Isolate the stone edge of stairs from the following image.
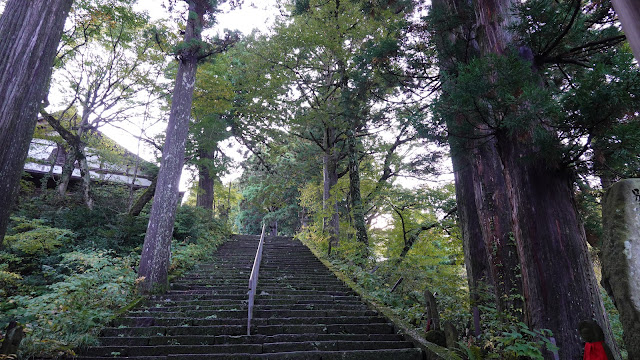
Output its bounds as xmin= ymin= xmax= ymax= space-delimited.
xmin=295 ymin=237 xmax=459 ymax=360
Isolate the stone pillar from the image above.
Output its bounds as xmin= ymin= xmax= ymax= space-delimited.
xmin=601 ymin=178 xmax=640 ymax=360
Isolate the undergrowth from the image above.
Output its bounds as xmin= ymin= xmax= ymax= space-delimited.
xmin=297 ymin=224 xmax=564 ymax=359
xmin=0 ymin=185 xmax=228 ymax=358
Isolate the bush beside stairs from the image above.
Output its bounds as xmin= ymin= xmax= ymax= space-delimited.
xmin=73 ymin=235 xmax=424 ymax=359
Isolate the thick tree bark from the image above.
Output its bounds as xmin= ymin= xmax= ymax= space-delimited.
xmin=497 ymin=129 xmax=618 ymax=359
xmin=449 ymin=139 xmax=494 ymax=302
xmin=433 ymin=0 xmax=620 ymax=357
xmin=474 ymin=0 xmax=617 ymax=355
xmin=432 ymin=0 xmax=522 ymax=315
xmin=196 ymin=149 xmax=215 ymax=211
xmin=470 ymin=136 xmax=523 ymax=314
xmin=611 ymin=0 xmax=640 ymax=63
xmin=0 ymin=0 xmax=73 ymax=245
xmin=431 ymin=0 xmax=618 ymax=356
xmin=347 ymin=129 xmax=369 ymax=249
xmin=138 ymin=0 xmax=205 ymax=293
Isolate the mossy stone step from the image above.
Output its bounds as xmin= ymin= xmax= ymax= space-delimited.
xmin=162 ymin=348 xmax=423 ymax=360
xmin=143 ymin=299 xmax=246 ymax=307
xmin=78 ymin=235 xmax=422 ymax=359
xmin=253 ymin=323 xmax=395 ymax=335
xmin=128 ymin=309 xmax=246 ymax=318
xmin=254 ymin=303 xmax=368 ymax=311
xmin=98 ymin=333 xmax=407 ymax=347
xmin=83 ymin=340 xmax=415 ymax=357
xmin=149 ymin=293 xmax=247 ymax=300
xmin=115 ymin=315 xmax=386 ymax=327
xmin=253 ymin=309 xmax=377 ymax=317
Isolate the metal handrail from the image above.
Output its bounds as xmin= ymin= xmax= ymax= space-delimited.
xmin=247 ymin=223 xmax=266 ymax=335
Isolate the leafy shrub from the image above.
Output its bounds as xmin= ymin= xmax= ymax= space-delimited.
xmin=5 ymin=217 xmax=74 ymax=255
xmin=601 ymin=288 xmax=627 ymax=359
xmin=2 ymin=250 xmax=137 ymax=358
xmin=2 ymin=184 xmax=231 ymax=358
xmin=0 ymin=264 xmax=22 ymax=298
xmin=170 ymin=208 xmax=229 ymax=274
xmin=453 ymin=286 xmax=558 ymax=360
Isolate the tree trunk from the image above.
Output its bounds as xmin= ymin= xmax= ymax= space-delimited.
xmin=129 ymin=176 xmax=157 ymax=217
xmin=58 ymin=149 xmax=77 ymax=196
xmin=196 ymin=149 xmax=215 ymax=211
xmin=432 ymin=0 xmax=523 ymax=315
xmin=138 ymin=0 xmax=205 ymax=293
xmin=592 ymin=139 xmax=615 ymax=190
xmin=78 ymin=151 xmax=94 ymax=210
xmin=40 ymin=146 xmax=58 ymax=191
xmin=323 ymin=127 xmax=340 ymax=254
xmin=449 ymin=139 xmax=494 ymax=303
xmin=470 ymin=136 xmax=523 ymax=314
xmin=128 ymin=151 xmax=142 ymax=211
xmin=0 ymin=0 xmax=73 ymax=245
xmin=611 ymin=0 xmax=640 ymax=63
xmin=347 ymin=129 xmax=369 ymax=251
xmin=475 ymin=0 xmax=618 ymax=355
xmin=497 ymin=129 xmax=619 ymax=359
xmin=433 ymin=0 xmax=620 ymax=356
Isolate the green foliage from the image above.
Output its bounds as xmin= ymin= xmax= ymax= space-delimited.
xmin=1 ymin=250 xmax=137 ymax=358
xmin=5 ymin=217 xmax=74 ymax=255
xmin=298 ymin=182 xmax=470 ymax=332
xmin=0 ymin=263 xmax=22 ymax=298
xmin=455 ymin=291 xmax=558 ymax=360
xmin=235 ymin=146 xmax=309 ymax=236
xmin=170 ymin=227 xmax=226 ymax=275
xmin=1 ymin=182 xmax=231 ymax=358
xmin=436 ymin=52 xmax=557 ymax=146
xmin=600 ymin=288 xmax=627 ymax=359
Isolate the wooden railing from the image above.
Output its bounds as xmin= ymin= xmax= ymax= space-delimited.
xmin=247 ymin=223 xmax=266 ymax=335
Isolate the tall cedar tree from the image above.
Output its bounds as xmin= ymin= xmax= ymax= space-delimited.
xmin=430 ymin=0 xmax=523 ymax=317
xmin=138 ymin=0 xmax=210 ymax=292
xmin=0 ymin=0 xmax=74 ymax=246
xmin=429 ymin=0 xmax=620 ymax=358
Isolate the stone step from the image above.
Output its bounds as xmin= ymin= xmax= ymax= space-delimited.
xmin=98 ymin=333 xmax=406 ymax=346
xmin=164 ymin=289 xmax=249 ymax=295
xmin=165 ymin=348 xmax=423 ymax=360
xmin=149 ymin=294 xmax=247 ymax=301
xmin=254 ymin=298 xmax=362 ymax=306
xmin=138 ymin=304 xmax=248 ymax=312
xmin=76 ymin=234 xmax=421 ymax=359
xmin=128 ymin=309 xmax=376 ymax=319
xmin=115 ymin=316 xmax=386 ymax=327
xmin=101 ymin=323 xmax=394 ymax=338
xmin=129 ymin=310 xmax=247 ymax=318
xmin=82 ymin=341 xmax=415 ymax=357
xmin=254 ymin=303 xmax=368 ymax=311
xmin=253 ymin=323 xmax=395 ymax=335
xmin=143 ymin=299 xmax=245 ymax=307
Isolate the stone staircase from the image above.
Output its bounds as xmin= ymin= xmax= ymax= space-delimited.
xmin=74 ymin=235 xmax=423 ymax=359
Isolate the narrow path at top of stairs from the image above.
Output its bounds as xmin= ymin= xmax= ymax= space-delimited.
xmin=73 ymin=235 xmax=423 ymax=360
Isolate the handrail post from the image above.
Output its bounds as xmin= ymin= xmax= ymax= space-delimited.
xmin=247 ymin=223 xmax=266 ymax=335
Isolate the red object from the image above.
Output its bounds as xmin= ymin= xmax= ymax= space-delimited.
xmin=584 ymin=341 xmax=608 ymax=360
